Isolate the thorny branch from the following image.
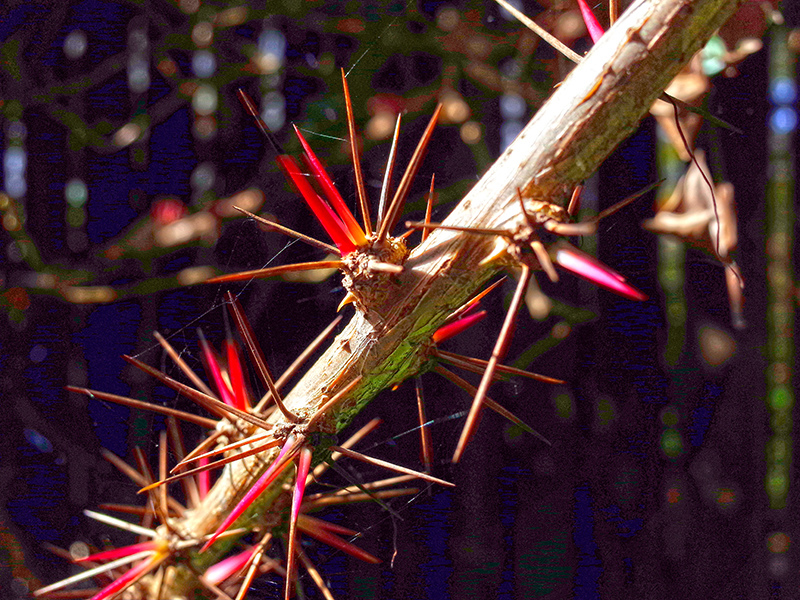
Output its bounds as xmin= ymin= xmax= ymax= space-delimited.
xmin=106 ymin=0 xmax=745 ymax=596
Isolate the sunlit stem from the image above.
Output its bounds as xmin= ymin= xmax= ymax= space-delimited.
xmin=453 ymin=263 xmax=531 ymax=463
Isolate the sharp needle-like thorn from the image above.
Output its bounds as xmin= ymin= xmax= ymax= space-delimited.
xmin=415 ymin=379 xmax=433 ymax=473
xmin=531 ymin=239 xmax=559 ymax=282
xmin=377 ymin=103 xmax=442 ymax=243
xmin=83 ymin=510 xmax=158 ymax=538
xmin=66 ymin=386 xmax=218 ymax=429
xmin=293 ymin=125 xmax=367 ymax=247
xmin=171 ymin=433 xmax=276 ymax=473
xmin=173 ymin=430 xmax=224 ymax=473
xmin=226 ymin=292 xmax=301 ymax=423
xmin=453 ymin=263 xmax=532 ymax=463
xmin=234 ymin=206 xmax=339 ymax=255
xmin=587 ymin=179 xmax=664 ymax=223
xmin=434 ymin=364 xmax=550 ymax=445
xmin=206 ymin=260 xmax=343 ymax=284
xmin=253 ymin=315 xmax=343 ymax=413
xmin=330 ymin=445 xmax=455 ymax=487
xmin=122 ymin=355 xmax=273 ymax=431
xmin=311 ymin=416 xmax=382 ymax=480
xmin=166 ymin=418 xmax=201 ymax=508
xmin=445 ymin=277 xmax=506 ymax=324
xmin=405 ymin=220 xmax=511 ymax=238
xmin=297 ymin=546 xmax=336 ymax=600
xmin=237 ymin=89 xmax=285 ymax=155
xmin=32 ymin=550 xmax=155 ymax=597
xmin=610 ymin=0 xmax=618 ymax=24
xmin=576 ymin=0 xmax=605 ymax=43
xmin=378 ymin=113 xmax=402 ymax=226
xmin=154 ymin=331 xmax=215 ymax=397
xmin=341 ymin=68 xmax=372 ymax=236
xmin=200 ymin=436 xmax=301 ymax=553
xmin=567 ymin=185 xmax=583 ymax=216
xmin=285 ymin=447 xmax=312 ymax=600
xmin=421 ymin=173 xmax=436 ymax=243
xmin=337 ymin=291 xmax=358 ymax=312
xmin=435 ymin=349 xmax=565 ymax=384
xmin=158 ymin=431 xmax=169 ymax=526
xmin=140 ymin=439 xmax=283 ymax=493
xmin=493 ymin=0 xmax=583 ymax=63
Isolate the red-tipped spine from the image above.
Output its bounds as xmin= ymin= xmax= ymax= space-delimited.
xmin=576 ymin=0 xmax=605 ymax=43
xmin=225 ymin=339 xmax=250 ymax=412
xmin=433 ymin=310 xmax=487 ymax=344
xmin=554 ymin=246 xmax=647 ymax=301
xmin=293 ymin=125 xmax=368 ymax=247
xmin=200 ymin=436 xmax=298 ymax=553
xmin=276 ymin=155 xmax=356 ymax=255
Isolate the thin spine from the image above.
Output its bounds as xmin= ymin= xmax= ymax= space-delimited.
xmin=234 ymin=206 xmax=338 ymax=255
xmin=329 ymin=445 xmax=454 ymax=487
xmin=293 ymin=125 xmax=367 ymax=246
xmin=253 ymin=315 xmax=344 ymax=413
xmin=341 ymin=68 xmax=372 ymax=235
xmin=166 ymin=417 xmax=202 ymax=508
xmin=415 ymin=379 xmax=433 ymax=473
xmin=284 ymin=447 xmax=312 ymax=600
xmin=378 ymin=113 xmax=402 ymax=226
xmin=376 ymin=103 xmax=442 ymax=243
xmin=65 ymin=386 xmax=217 ymax=429
xmin=421 ymin=173 xmax=436 ymax=243
xmin=206 ymin=260 xmax=343 ymax=284
xmin=154 ymin=331 xmax=215 ymax=397
xmin=434 ymin=349 xmax=565 ymax=384
xmin=433 ymin=364 xmax=549 ymax=444
xmin=226 ymin=292 xmax=301 ymax=423
xmin=453 ymin=263 xmax=532 ymax=462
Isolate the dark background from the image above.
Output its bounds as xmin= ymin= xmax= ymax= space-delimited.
xmin=2 ymin=1 xmax=798 ymax=599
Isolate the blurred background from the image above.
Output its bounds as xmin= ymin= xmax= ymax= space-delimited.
xmin=2 ymin=1 xmax=799 ymax=598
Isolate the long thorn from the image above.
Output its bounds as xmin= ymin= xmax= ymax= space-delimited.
xmin=378 ymin=113 xmax=402 ymax=226
xmin=494 ymin=0 xmax=583 ymax=63
xmin=341 ymin=68 xmax=372 ymax=236
xmin=453 ymin=263 xmax=531 ymax=462
xmin=294 ymin=125 xmax=367 ymax=247
xmin=154 ymin=331 xmax=215 ymax=397
xmin=434 ymin=364 xmax=550 ymax=445
xmin=254 ymin=316 xmax=343 ymax=413
xmin=66 ymin=386 xmax=218 ymax=429
xmin=311 ymin=416 xmax=382 ymax=480
xmin=200 ymin=436 xmax=301 ymax=553
xmin=166 ymin=418 xmax=201 ymax=507
xmin=206 ymin=260 xmax=343 ymax=284
xmin=435 ymin=349 xmax=565 ymax=384
xmin=567 ymin=185 xmax=583 ymax=216
xmin=444 ymin=277 xmax=506 ymax=324
xmin=171 ymin=432 xmax=275 ymax=473
xmin=587 ymin=179 xmax=663 ymax=223
xmin=330 ymin=445 xmax=455 ymax=487
xmin=404 ymin=220 xmax=511 ymax=238
xmin=421 ymin=173 xmax=436 ymax=243
xmin=141 ymin=439 xmax=283 ymax=493
xmin=123 ymin=355 xmax=273 ymax=431
xmin=234 ymin=206 xmax=338 ymax=254
xmin=415 ymin=379 xmax=433 ymax=473
xmin=377 ymin=103 xmax=442 ymax=243
xmin=531 ymin=238 xmax=559 ymax=282
xmin=297 ymin=547 xmax=336 ymax=600
xmin=226 ymin=292 xmax=301 ymax=423
xmin=237 ymin=89 xmax=284 ymax=155
xmin=285 ymin=447 xmax=312 ymax=600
